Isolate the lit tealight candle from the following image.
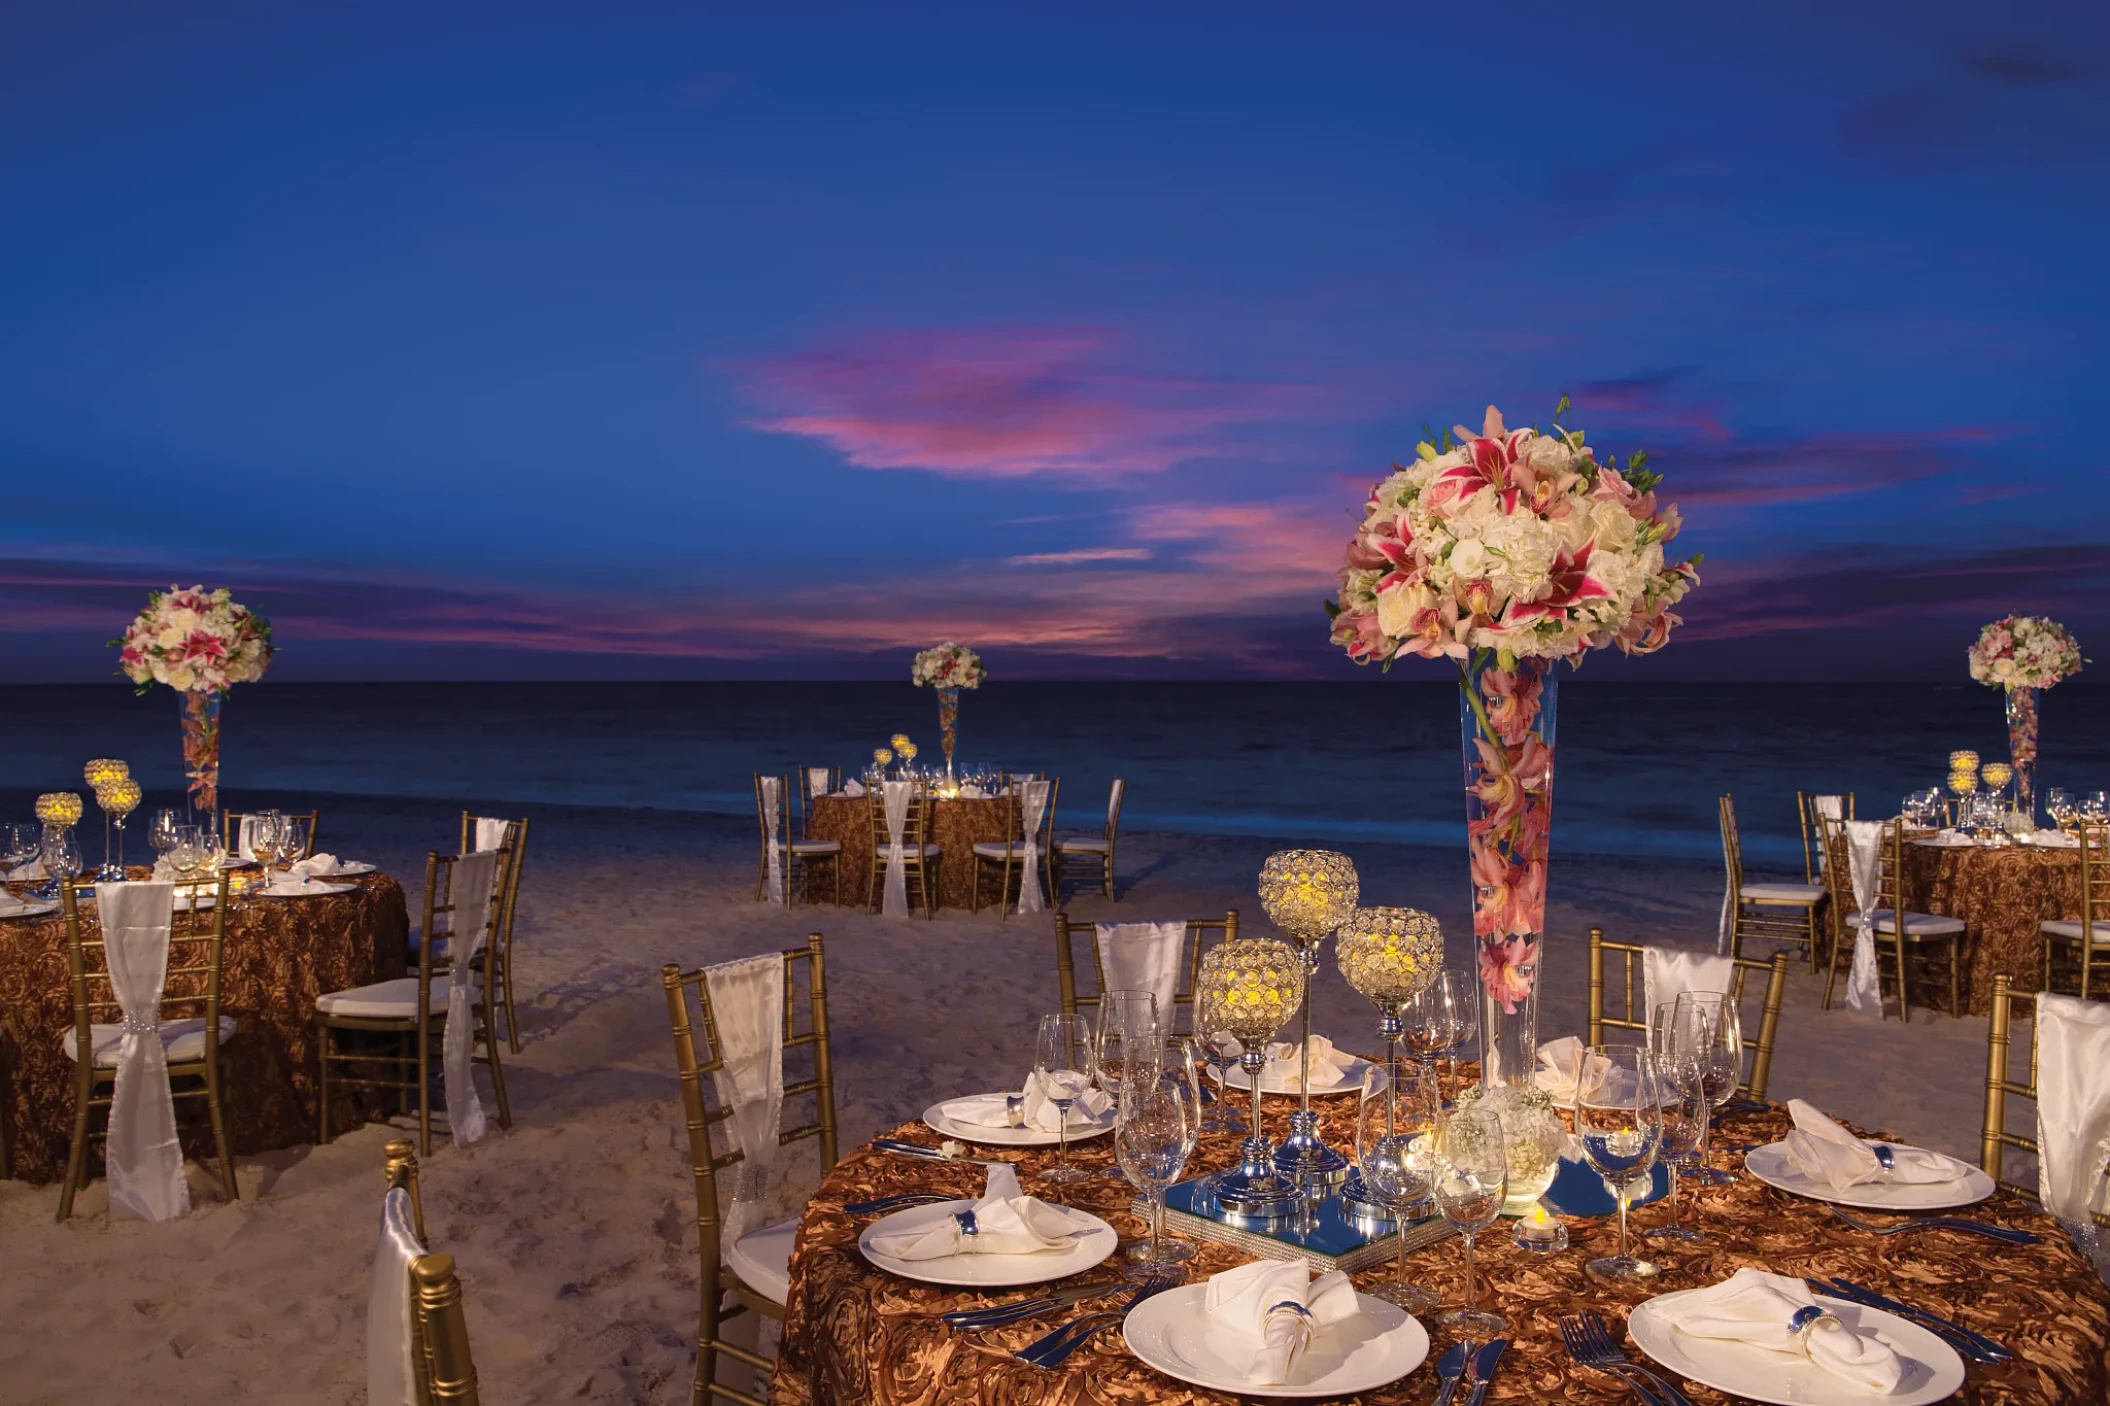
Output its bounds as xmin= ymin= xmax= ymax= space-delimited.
xmin=1511 ymin=1200 xmax=1568 ymax=1252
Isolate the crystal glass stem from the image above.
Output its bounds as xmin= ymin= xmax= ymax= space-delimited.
xmin=1053 ymin=1098 xmax=1072 ymax=1175
xmin=1616 ymin=1182 xmax=1631 ymax=1258
xmin=1664 ymin=1163 xmax=1680 ymax=1232
xmin=1150 ymin=1188 xmax=1166 ymax=1256
xmin=1394 ymin=1219 xmax=1412 ymax=1296
xmin=1461 ymin=1228 xmax=1478 ymax=1311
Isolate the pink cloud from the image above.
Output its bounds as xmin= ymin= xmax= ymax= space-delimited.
xmin=733 ymin=327 xmax=1326 ymax=479
xmin=1005 ymin=547 xmax=1154 ymax=567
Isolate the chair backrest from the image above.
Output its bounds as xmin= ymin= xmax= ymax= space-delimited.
xmin=1019 ymin=777 xmax=1059 ymax=854
xmin=383 ymin=1137 xmax=429 ymax=1243
xmin=1796 ymin=792 xmax=1854 ymax=884
xmin=866 ymin=781 xmax=930 ymax=851
xmin=411 ymin=1254 xmax=481 ymax=1404
xmin=1817 ymin=814 xmax=1855 ymax=917
xmin=414 ymin=848 xmax=516 ymax=1022
xmin=2076 ymin=823 xmax=2110 ymax=996
xmin=1105 ymin=779 xmax=1126 ymax=839
xmin=795 ymin=768 xmax=839 ymax=838
xmin=1586 ymin=926 xmax=1790 ymax=1102
xmin=62 ymin=874 xmax=231 ymax=1064
xmin=1717 ymin=795 xmax=1745 ymax=895
xmin=1053 ymin=910 xmax=1238 ymax=1037
xmin=661 ymin=935 xmax=837 ymax=1302
xmin=458 ymin=812 xmax=529 ymax=958
xmin=1982 ymin=973 xmax=2110 ymax=1224
xmin=222 ymin=810 xmax=321 ymax=859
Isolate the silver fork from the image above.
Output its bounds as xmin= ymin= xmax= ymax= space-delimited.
xmin=1572 ymin=1311 xmax=1695 ymax=1406
xmin=1560 ymin=1315 xmax=1672 ymax=1406
xmin=948 ymin=1266 xmax=1173 ymax=1331
xmin=1014 ymin=1267 xmax=1185 ymax=1367
xmin=1827 ymin=1204 xmax=2041 ymax=1244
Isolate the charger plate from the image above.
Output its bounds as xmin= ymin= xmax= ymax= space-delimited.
xmin=1743 ymin=1142 xmax=1993 ymax=1211
xmin=1124 ymin=1285 xmax=1429 ymax=1397
xmin=923 ymin=1095 xmax=1113 ymax=1147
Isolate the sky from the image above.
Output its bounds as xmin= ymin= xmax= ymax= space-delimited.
xmin=2 ymin=0 xmax=2107 ymax=682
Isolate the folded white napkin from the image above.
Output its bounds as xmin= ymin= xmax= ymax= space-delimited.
xmin=866 ymin=1164 xmax=1088 ymax=1260
xmin=1667 ymin=1267 xmax=1903 ymax=1393
xmin=2030 ymin=831 xmax=2080 ymax=849
xmin=958 ymin=785 xmax=988 ymax=799
xmin=9 ymin=860 xmax=46 ymax=881
xmin=947 ymin=1071 xmax=1111 ymax=1133
xmin=842 ymin=779 xmax=866 ymax=797
xmin=287 ymin=853 xmax=347 ymax=880
xmin=1203 ymin=1259 xmax=1360 ymax=1385
xmin=1535 ymin=1036 xmax=1611 ymax=1104
xmin=1217 ymin=1035 xmax=1358 ymax=1090
xmin=1783 ymin=1099 xmax=1972 ymax=1189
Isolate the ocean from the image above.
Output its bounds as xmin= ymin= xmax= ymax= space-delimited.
xmin=3 ymin=680 xmax=2105 ymax=869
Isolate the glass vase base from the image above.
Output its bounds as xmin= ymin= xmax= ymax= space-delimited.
xmin=1438 ymin=1307 xmax=1507 ymax=1336
xmin=1586 ymin=1255 xmax=1660 ymax=1284
xmin=1641 ymin=1225 xmax=1704 ymax=1243
xmin=1127 ymin=1237 xmax=1196 ymax=1264
xmin=1372 ymin=1281 xmax=1440 ymax=1314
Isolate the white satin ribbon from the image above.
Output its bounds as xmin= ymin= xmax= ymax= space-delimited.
xmin=443 ymin=848 xmax=500 ymax=1147
xmin=1016 ymin=779 xmax=1050 ymax=915
xmin=367 ymin=1185 xmax=426 ymax=1406
xmin=703 ymin=954 xmax=785 ymax=1249
xmin=236 ymin=815 xmax=259 ymax=864
xmin=98 ymin=881 xmax=190 ymax=1221
xmin=2037 ymin=993 xmax=2110 ymax=1233
xmin=1812 ymin=795 xmax=1844 ymax=875
xmin=1095 ymin=920 xmax=1186 ymax=1021
xmin=471 ymin=816 xmax=510 ymax=852
xmin=881 ymin=781 xmax=911 ymax=919
xmin=1841 ymin=820 xmax=1884 ymax=1012
xmin=761 ymin=776 xmax=786 ymax=907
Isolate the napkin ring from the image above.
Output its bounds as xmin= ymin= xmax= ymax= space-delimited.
xmin=1790 ymin=1305 xmax=1839 ymax=1337
xmin=954 ymin=1209 xmax=979 ymax=1238
xmin=1005 ymin=1094 xmax=1027 ymax=1128
xmin=1264 ymin=1300 xmax=1315 ymax=1372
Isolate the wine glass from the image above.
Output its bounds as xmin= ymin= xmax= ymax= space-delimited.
xmin=1035 ymin=1013 xmax=1095 ymax=1186
xmin=1576 ymin=1043 xmax=1664 ymax=1282
xmin=2047 ymin=788 xmax=2075 ymax=831
xmin=279 ymin=816 xmax=311 ymax=880
xmin=1402 ymin=970 xmax=1477 ymax=1099
xmin=1093 ymin=990 xmax=1163 ymax=1103
xmin=3 ymin=822 xmax=41 ymax=881
xmin=1354 ymin=1060 xmax=1443 ymax=1312
xmin=1116 ymin=1085 xmax=1192 ymax=1266
xmin=1675 ymin=990 xmax=1742 ymax=1186
xmin=168 ymin=825 xmax=205 ymax=883
xmin=1642 ymin=1003 xmax=1707 ymax=1243
xmin=149 ymin=809 xmax=182 ymax=858
xmin=1191 ymin=999 xmax=1247 ymax=1134
xmin=2085 ymin=791 xmax=2110 ymax=824
xmin=42 ymin=828 xmax=83 ymax=893
xmin=1434 ymin=1102 xmax=1508 ymax=1333
xmin=246 ymin=811 xmax=284 ymax=887
xmin=1126 ymin=1040 xmax=1203 ymax=1265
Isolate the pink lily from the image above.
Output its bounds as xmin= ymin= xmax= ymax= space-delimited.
xmin=1507 ymin=542 xmax=1614 ymax=625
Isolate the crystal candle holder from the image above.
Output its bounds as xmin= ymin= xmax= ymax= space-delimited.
xmin=1197 ymin=936 xmax=1306 ymax=1218
xmin=1335 ymin=906 xmax=1443 ymax=1214
xmin=1258 ymin=850 xmax=1360 ymax=1191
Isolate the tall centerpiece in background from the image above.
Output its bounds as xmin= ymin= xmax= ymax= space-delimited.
xmin=1328 ymin=399 xmax=1698 ymax=1189
xmin=1968 ymin=615 xmax=2083 ymax=820
xmin=911 ymin=641 xmax=985 ymax=778
xmin=114 ymin=585 xmax=274 ymax=822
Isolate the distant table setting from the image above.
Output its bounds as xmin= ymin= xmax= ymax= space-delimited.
xmin=1900 ymin=836 xmax=2085 ymax=1014
xmin=807 ymin=783 xmax=1015 ymax=910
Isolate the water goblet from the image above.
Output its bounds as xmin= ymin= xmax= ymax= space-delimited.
xmin=42 ymin=827 xmax=83 ymax=895
xmin=1353 ymin=1060 xmax=1442 ymax=1313
xmin=1192 ymin=1013 xmax=1247 ymax=1134
xmin=1576 ymin=1043 xmax=1664 ymax=1282
xmin=1093 ymin=990 xmax=1163 ymax=1103
xmin=1402 ymin=970 xmax=1477 ymax=1100
xmin=1675 ymin=990 xmax=1742 ymax=1185
xmin=3 ymin=822 xmax=41 ymax=880
xmin=2046 ymin=788 xmax=2075 ymax=831
xmin=2085 ymin=791 xmax=2110 ymax=824
xmin=1126 ymin=1040 xmax=1204 ymax=1265
xmin=279 ymin=816 xmax=311 ymax=878
xmin=246 ymin=810 xmax=284 ymax=887
xmin=1116 ymin=1085 xmax=1193 ymax=1266
xmin=149 ymin=809 xmax=183 ymax=857
xmin=1642 ymin=1003 xmax=1706 ymax=1243
xmin=1035 ymin=1013 xmax=1095 ymax=1186
xmin=1434 ymin=1102 xmax=1508 ymax=1333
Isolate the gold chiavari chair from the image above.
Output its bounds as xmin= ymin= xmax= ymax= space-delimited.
xmin=374 ymin=1140 xmax=482 ymax=1403
xmin=57 ymin=873 xmax=238 ymax=1220
xmin=1796 ymin=792 xmax=1854 ymax=886
xmin=1816 ymin=815 xmax=1965 ymax=1019
xmin=1720 ymin=795 xmax=1826 ymax=968
xmin=662 ymin=935 xmax=838 ymax=1406
xmin=1981 ymin=974 xmax=2110 ymax=1226
xmin=2041 ymin=821 xmax=2110 ymax=999
xmin=970 ymin=778 xmax=1060 ymax=918
xmin=222 ymin=809 xmax=321 ymax=860
xmin=1586 ymin=926 xmax=1789 ymax=1103
xmin=317 ymin=848 xmax=515 ymax=1155
xmin=865 ymin=781 xmax=940 ymax=917
xmin=754 ymin=775 xmax=842 ymax=907
xmin=1054 ymin=777 xmax=1125 ymax=903
xmin=1054 ymin=909 xmax=1239 ymax=1037
xmin=795 ymin=767 xmax=840 ymax=839
xmin=460 ymin=812 xmax=531 ymax=1053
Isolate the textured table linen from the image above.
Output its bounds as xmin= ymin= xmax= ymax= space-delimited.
xmin=0 ymin=869 xmax=409 ymax=1182
xmin=776 ymin=1072 xmax=2109 ymax=1404
xmin=1902 ymin=843 xmax=2084 ymax=1014
xmin=806 ymin=795 xmax=1014 ymax=911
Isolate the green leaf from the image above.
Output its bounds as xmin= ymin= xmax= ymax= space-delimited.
xmin=1627 ymin=450 xmax=1649 ymax=474
xmin=1323 ymin=599 xmax=1343 ymax=620
xmin=1554 ymin=393 xmax=1571 ymax=420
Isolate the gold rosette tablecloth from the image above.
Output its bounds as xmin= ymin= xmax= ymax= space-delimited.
xmin=1901 ymin=843 xmax=2083 ymax=1014
xmin=807 ymin=795 xmax=1016 ymax=911
xmin=0 ymin=870 xmax=408 ymax=1182
xmin=775 ymin=1076 xmax=2109 ymax=1404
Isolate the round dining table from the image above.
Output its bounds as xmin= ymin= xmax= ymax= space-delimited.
xmin=0 ymin=867 xmax=408 ymax=1182
xmin=1902 ymin=840 xmax=2085 ymax=1015
xmin=806 ymin=794 xmax=1017 ymax=910
xmin=774 ymin=1070 xmax=2109 ymax=1404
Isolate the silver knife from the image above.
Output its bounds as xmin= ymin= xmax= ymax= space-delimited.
xmin=1464 ymin=1337 xmax=1510 ymax=1406
xmin=1430 ymin=1340 xmax=1473 ymax=1406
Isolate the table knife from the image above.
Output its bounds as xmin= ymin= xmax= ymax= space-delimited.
xmin=1429 ymin=1341 xmax=1472 ymax=1406
xmin=1821 ymin=1277 xmax=2011 ymax=1363
xmin=1464 ymin=1337 xmax=1510 ymax=1406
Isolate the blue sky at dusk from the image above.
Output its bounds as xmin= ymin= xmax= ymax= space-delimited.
xmin=3 ymin=1 xmax=2106 ymax=681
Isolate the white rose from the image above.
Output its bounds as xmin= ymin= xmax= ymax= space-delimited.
xmin=166 ymin=663 xmax=195 ymax=691
xmin=1589 ymin=500 xmax=1638 ymax=556
xmin=1525 ymin=433 xmax=1574 ymax=475
xmin=1375 ymin=581 xmax=1421 ymax=638
xmin=1448 ymin=538 xmax=1491 ymax=581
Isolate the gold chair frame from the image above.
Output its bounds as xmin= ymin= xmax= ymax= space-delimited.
xmin=460 ymin=812 xmax=531 ymax=1054
xmin=1053 ymin=909 xmax=1239 ymax=1037
xmin=753 ymin=774 xmax=841 ymax=908
xmin=221 ymin=809 xmax=321 ymax=860
xmin=1981 ymin=973 xmax=2110 ymax=1227
xmin=1054 ymin=777 xmax=1125 ymax=903
xmin=1818 ymin=818 xmax=1963 ymax=1021
xmin=1586 ymin=926 xmax=1789 ymax=1103
xmin=378 ymin=1139 xmax=481 ymax=1403
xmin=2041 ymin=822 xmax=2110 ymax=1000
xmin=1720 ymin=795 xmax=1823 ymax=968
xmin=864 ymin=782 xmax=939 ymax=918
xmin=1796 ymin=791 xmax=1854 ymax=886
xmin=662 ymin=934 xmax=838 ymax=1406
xmin=57 ymin=873 xmax=236 ymax=1221
xmin=318 ymin=849 xmax=515 ymax=1156
xmin=971 ymin=778 xmax=1060 ymax=918
xmin=795 ymin=767 xmax=840 ymax=839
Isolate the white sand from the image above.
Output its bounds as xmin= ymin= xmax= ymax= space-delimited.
xmin=0 ymin=815 xmax=2019 ymax=1402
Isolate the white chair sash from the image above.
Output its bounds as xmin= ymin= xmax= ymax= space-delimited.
xmin=2036 ymin=993 xmax=2110 ymax=1233
xmin=1016 ymin=780 xmax=1050 ymax=915
xmin=367 ymin=1186 xmax=427 ymax=1406
xmin=1096 ymin=921 xmax=1186 ymax=1025
xmin=236 ymin=815 xmax=260 ymax=864
xmin=1841 ymin=820 xmax=1885 ymax=1012
xmin=807 ymin=767 xmax=832 ymax=798
xmin=1812 ymin=796 xmax=1844 ymax=875
xmin=471 ymin=816 xmax=510 ymax=852
xmin=1642 ymin=946 xmax=1735 ymax=1031
xmin=880 ymin=781 xmax=912 ymax=919
xmin=703 ymin=954 xmax=785 ymax=1248
xmin=760 ymin=776 xmax=786 ymax=907
xmin=97 ymin=881 xmax=190 ymax=1221
xmin=443 ymin=848 xmax=499 ymax=1148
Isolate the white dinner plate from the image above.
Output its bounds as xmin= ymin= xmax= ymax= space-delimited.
xmin=857 ymin=1198 xmax=1116 ymax=1287
xmin=923 ymin=1096 xmax=1114 ymax=1147
xmin=0 ymin=900 xmax=59 ymax=920
xmin=1909 ymin=835 xmax=1976 ymax=849
xmin=1123 ymin=1285 xmax=1430 ymax=1398
xmin=2020 ymin=831 xmax=2079 ymax=849
xmin=1215 ymin=1056 xmax=1375 ymax=1097
xmin=1743 ymin=1142 xmax=1994 ymax=1211
xmin=1627 ymin=1288 xmax=1965 ymax=1406
xmin=256 ymin=881 xmax=357 ymax=898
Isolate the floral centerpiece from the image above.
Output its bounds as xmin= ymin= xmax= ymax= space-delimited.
xmin=113 ymin=585 xmax=274 ymax=816
xmin=1327 ymin=399 xmax=1698 ymax=1137
xmin=911 ymin=642 xmax=985 ymax=776
xmin=1968 ymin=615 xmax=2083 ymax=818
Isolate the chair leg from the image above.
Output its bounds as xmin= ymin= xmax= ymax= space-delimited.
xmin=1949 ymin=939 xmax=1962 ymax=1018
xmin=317 ymin=1022 xmax=334 ymax=1145
xmin=1806 ymin=906 xmax=1821 ymax=971
xmin=205 ymin=1055 xmax=238 ymax=1203
xmin=483 ymin=1007 xmax=513 ymax=1130
xmin=1103 ymin=853 xmax=1115 ymax=901
xmin=56 ymin=1070 xmax=92 ymax=1222
xmin=503 ymin=943 xmax=522 ymax=1055
xmin=1894 ymin=933 xmax=1910 ymax=1024
xmin=417 ymin=1025 xmax=433 ymax=1158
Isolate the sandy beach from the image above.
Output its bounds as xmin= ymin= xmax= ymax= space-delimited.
xmin=0 ymin=801 xmax=2030 ymax=1403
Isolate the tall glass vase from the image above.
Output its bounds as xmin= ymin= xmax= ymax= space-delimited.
xmin=2006 ymin=685 xmax=2039 ymax=821
xmin=1457 ymin=650 xmax=1565 ymax=1213
xmin=178 ymin=689 xmax=224 ymax=824
xmin=937 ymin=686 xmax=961 ymax=777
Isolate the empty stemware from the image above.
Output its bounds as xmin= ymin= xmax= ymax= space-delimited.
xmin=1576 ymin=1043 xmax=1664 ymax=1283
xmin=1121 ymin=1046 xmax=1200 ymax=1266
xmin=1354 ymin=1060 xmax=1442 ymax=1313
xmin=1434 ymin=1101 xmax=1507 ymax=1334
xmin=1035 ymin=1013 xmax=1095 ymax=1186
xmin=1642 ymin=1002 xmax=1706 ymax=1243
xmin=1094 ymin=990 xmax=1163 ymax=1103
xmin=1675 ymin=989 xmax=1742 ymax=1186
xmin=1402 ymin=969 xmax=1477 ymax=1100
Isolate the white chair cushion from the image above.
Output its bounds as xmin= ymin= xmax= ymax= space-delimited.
xmin=871 ymin=843 xmax=941 ymax=857
xmin=972 ymin=842 xmax=1031 ymax=859
xmin=1055 ymin=837 xmax=1110 ymax=853
xmin=1856 ymin=908 xmax=1966 ymax=937
xmin=2042 ymin=919 xmax=2110 ymax=944
xmin=315 ymin=975 xmax=477 ymax=1019
xmin=1741 ymin=882 xmax=1825 ymax=903
xmin=725 ymin=1217 xmax=796 ymax=1305
xmin=788 ymin=840 xmax=841 ymax=855
xmin=63 ymin=1016 xmax=236 ymax=1067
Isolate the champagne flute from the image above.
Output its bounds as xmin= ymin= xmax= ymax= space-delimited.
xmin=1576 ymin=1043 xmax=1664 ymax=1282
xmin=1676 ymin=990 xmax=1741 ymax=1186
xmin=1642 ymin=1003 xmax=1706 ymax=1243
xmin=149 ymin=809 xmax=182 ymax=859
xmin=1354 ymin=1060 xmax=1442 ymax=1312
xmin=1093 ymin=990 xmax=1163 ymax=1103
xmin=1435 ymin=1102 xmax=1507 ymax=1333
xmin=1116 ymin=1085 xmax=1192 ymax=1266
xmin=1136 ymin=1037 xmax=1205 ymax=1262
xmin=1035 ymin=1013 xmax=1095 ymax=1186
